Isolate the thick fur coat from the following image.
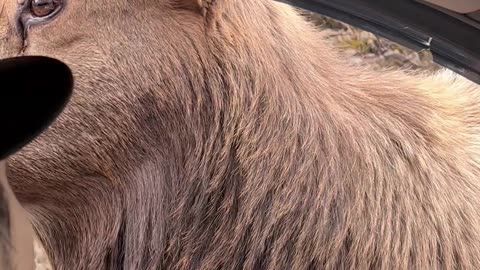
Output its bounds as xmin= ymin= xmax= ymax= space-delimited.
xmin=1 ymin=0 xmax=480 ymax=269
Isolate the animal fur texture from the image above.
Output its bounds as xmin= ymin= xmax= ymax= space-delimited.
xmin=2 ymin=0 xmax=480 ymax=269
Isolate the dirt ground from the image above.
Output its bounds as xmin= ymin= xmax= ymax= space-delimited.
xmin=33 ymin=12 xmax=440 ymax=270
xmin=34 ymin=236 xmax=51 ymax=270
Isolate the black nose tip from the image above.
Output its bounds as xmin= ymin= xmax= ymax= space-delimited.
xmin=0 ymin=55 xmax=74 ymax=160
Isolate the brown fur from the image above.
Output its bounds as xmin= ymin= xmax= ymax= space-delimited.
xmin=2 ymin=0 xmax=480 ymax=269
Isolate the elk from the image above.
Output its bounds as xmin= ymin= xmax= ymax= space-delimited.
xmin=0 ymin=56 xmax=72 ymax=270
xmin=2 ymin=0 xmax=480 ymax=269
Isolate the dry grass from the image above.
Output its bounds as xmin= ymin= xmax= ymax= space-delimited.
xmin=302 ymin=11 xmax=441 ymax=72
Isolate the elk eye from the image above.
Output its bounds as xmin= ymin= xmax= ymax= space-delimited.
xmin=15 ymin=0 xmax=63 ymax=39
xmin=31 ymin=0 xmax=60 ymax=17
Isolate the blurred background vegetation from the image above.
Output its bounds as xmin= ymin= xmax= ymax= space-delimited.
xmin=301 ymin=10 xmax=442 ymax=72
